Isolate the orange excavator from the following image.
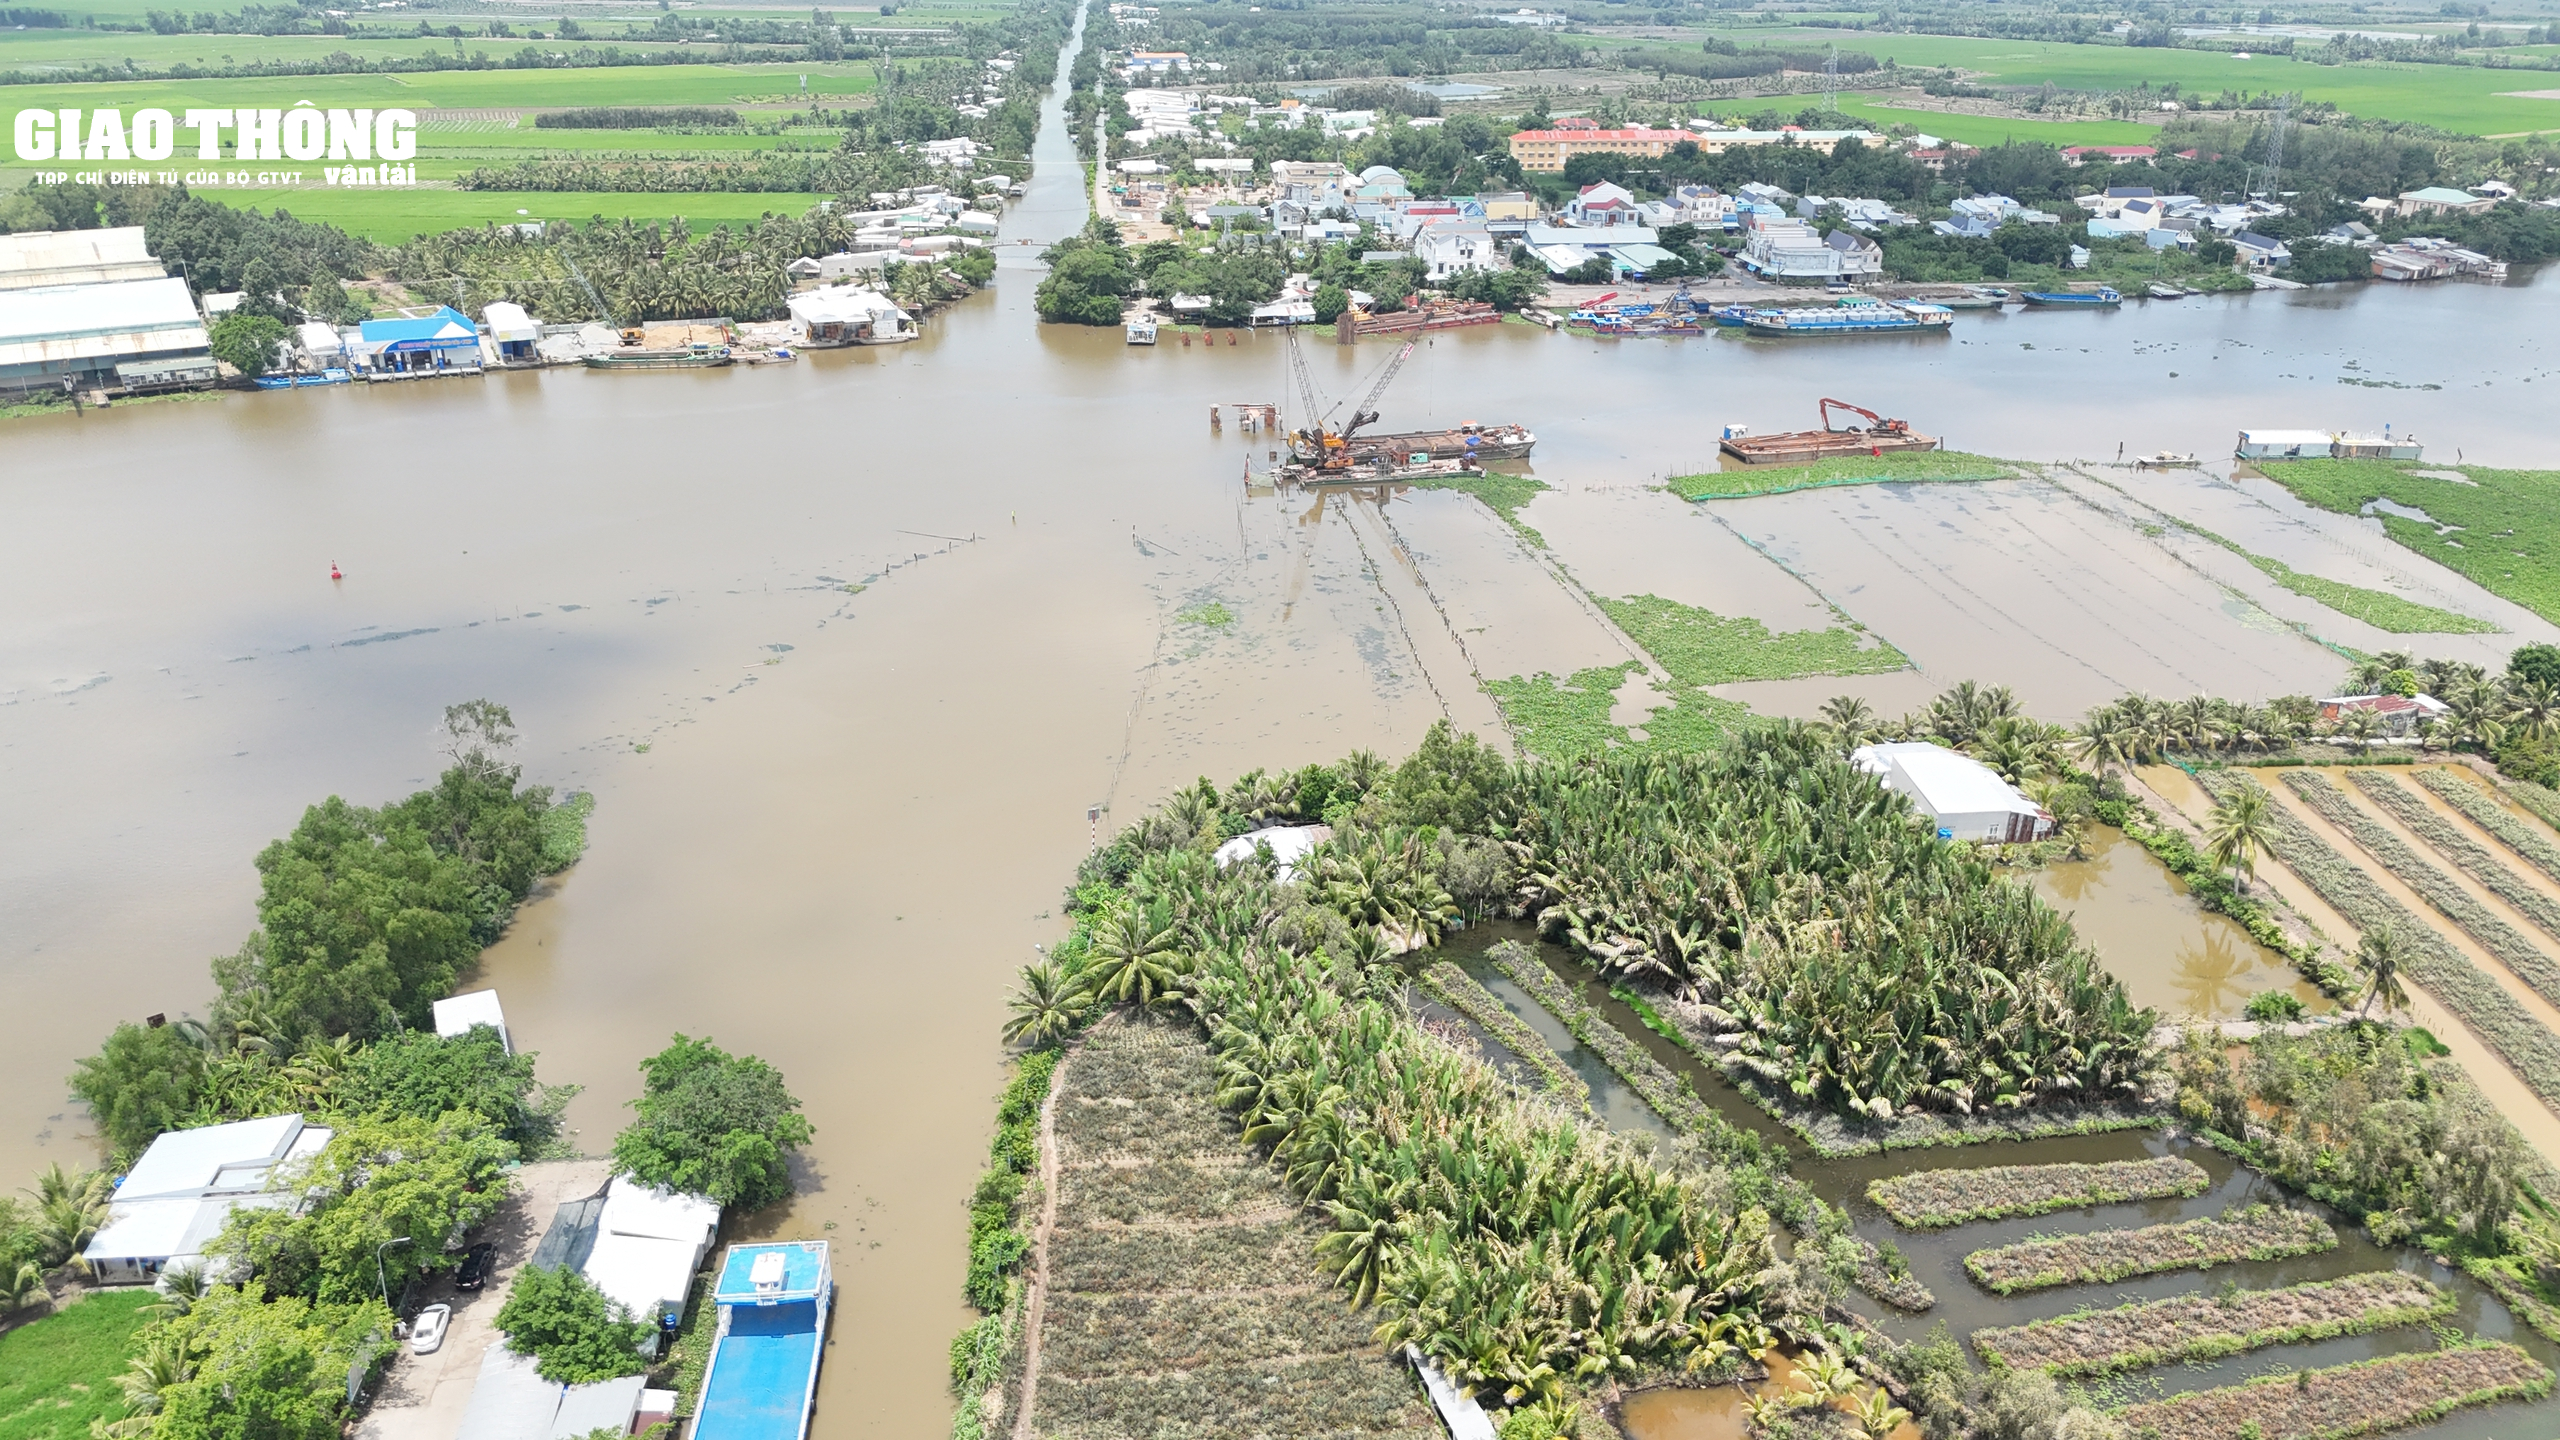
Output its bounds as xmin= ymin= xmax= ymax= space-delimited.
xmin=1285 ymin=329 xmax=1418 ymax=473
xmin=1819 ymin=397 xmax=1914 ymax=437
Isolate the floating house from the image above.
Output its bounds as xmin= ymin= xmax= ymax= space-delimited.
xmin=692 ymin=1242 xmax=832 ymax=1440
xmin=85 ymin=1113 xmax=333 ymax=1285
xmin=1851 ymin=743 xmax=2054 ymax=844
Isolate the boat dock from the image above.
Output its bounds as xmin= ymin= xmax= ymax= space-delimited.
xmin=691 ymin=1241 xmax=832 ymax=1440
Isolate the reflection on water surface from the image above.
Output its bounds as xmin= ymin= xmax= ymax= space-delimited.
xmin=2032 ymin=824 xmax=2321 ymax=1019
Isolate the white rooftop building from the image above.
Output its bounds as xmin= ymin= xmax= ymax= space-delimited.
xmin=433 ymin=988 xmax=513 ymax=1052
xmin=0 ymin=274 xmax=211 ymax=392
xmin=0 ymin=226 xmax=168 ymax=291
xmin=454 ymin=1347 xmax=670 ymax=1440
xmin=1851 ymin=743 xmax=2054 ymax=844
xmin=86 ymin=1113 xmax=333 ymax=1285
xmin=582 ymin=1176 xmax=721 ymax=1332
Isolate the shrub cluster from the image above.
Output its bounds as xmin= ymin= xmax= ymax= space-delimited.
xmin=948 ymin=1048 xmax=1057 ymax=1440
xmin=1867 ymin=1156 xmax=2208 ymax=1230
xmin=1962 ymin=1204 xmax=2335 ymax=1295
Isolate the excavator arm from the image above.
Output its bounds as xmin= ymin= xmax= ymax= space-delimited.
xmin=1819 ymin=396 xmax=1910 ymax=435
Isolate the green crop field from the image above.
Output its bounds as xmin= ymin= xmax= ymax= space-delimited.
xmin=0 ymin=30 xmax=708 ymax=73
xmin=1747 ymin=28 xmax=2560 ymax=136
xmin=202 ymin=186 xmax=821 ymax=241
xmin=1690 ymin=94 xmax=2161 ymax=147
xmin=0 ymin=61 xmax=880 ymax=117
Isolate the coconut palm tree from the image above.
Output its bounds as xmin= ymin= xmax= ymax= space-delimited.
xmin=2510 ymin=678 xmax=2560 ymax=742
xmin=1002 ymin=958 xmax=1089 ymax=1046
xmin=2356 ymin=920 xmax=2411 ymax=1019
xmin=2337 ymin=705 xmax=2383 ymax=755
xmin=2204 ymin=786 xmax=2272 ymax=894
xmin=99 ymin=1327 xmax=202 ymax=1440
xmin=142 ymin=1264 xmax=209 ymax=1320
xmin=1817 ymin=696 xmax=1878 ymax=751
xmin=1077 ymin=903 xmax=1185 ymax=1006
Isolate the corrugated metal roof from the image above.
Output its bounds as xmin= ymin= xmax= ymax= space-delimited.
xmin=0 ymin=227 xmax=164 ymax=291
xmin=0 ymin=278 xmax=208 ymax=367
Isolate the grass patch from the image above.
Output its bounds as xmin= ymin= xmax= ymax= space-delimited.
xmin=202 ymin=189 xmax=819 ymax=245
xmin=0 ymin=1291 xmax=161 ymax=1440
xmin=1397 ymin=471 xmax=1550 ymax=546
xmin=3 ymin=390 xmax=221 ymax=423
xmin=1971 ymin=1271 xmax=2450 ymax=1378
xmin=1172 ymin=601 xmax=1233 ymax=627
xmin=2261 ymin=459 xmax=2560 ymax=625
xmin=1599 ymin=593 xmax=1908 ymax=687
xmin=1962 ymin=1204 xmax=2335 ymax=1295
xmin=2175 ymin=520 xmax=2494 ymax=635
xmin=1867 ymin=1157 xmax=2208 ymax=1230
xmin=2114 ymin=1341 xmax=2552 ymax=1440
xmin=1670 ymin=449 xmax=2022 ymax=501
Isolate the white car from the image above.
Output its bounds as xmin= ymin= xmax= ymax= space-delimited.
xmin=408 ymin=1304 xmax=452 ymax=1355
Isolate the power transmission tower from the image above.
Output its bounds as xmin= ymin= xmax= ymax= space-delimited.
xmin=1822 ymin=44 xmax=1839 ymax=117
xmin=2262 ymin=92 xmax=2291 ymax=198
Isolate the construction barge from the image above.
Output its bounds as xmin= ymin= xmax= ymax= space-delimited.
xmin=1339 ymin=422 xmax=1535 ymax=465
xmin=1718 ymin=397 xmax=1940 ymax=466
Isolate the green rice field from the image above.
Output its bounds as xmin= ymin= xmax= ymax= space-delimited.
xmin=1751 ymin=28 xmax=2560 ymax=137
xmin=0 ymin=61 xmax=881 ymax=116
xmin=201 ymin=187 xmax=822 ymax=242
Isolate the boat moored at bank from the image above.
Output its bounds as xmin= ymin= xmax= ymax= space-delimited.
xmin=2020 ymin=287 xmax=2123 ymax=308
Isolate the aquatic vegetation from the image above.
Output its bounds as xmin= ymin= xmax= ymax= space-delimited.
xmin=1597 ymin=594 xmax=1909 ymax=688
xmin=2412 ymin=767 xmax=2560 ymax=886
xmin=2199 ymin=770 xmax=2560 ymax=1111
xmin=1398 ymin=471 xmax=1552 ymax=545
xmin=1509 ymin=734 xmax=2157 ymax=1127
xmin=2113 ymin=1340 xmax=2552 ymax=1440
xmin=2173 ymin=520 xmax=2496 ymax=634
xmin=1672 ymin=450 xmax=2024 ymax=501
xmin=1970 ymin=1270 xmax=2450 ymax=1377
xmin=2349 ymin=769 xmax=2560 ymax=944
xmin=1414 ymin=962 xmax=1591 ymax=1106
xmin=1172 ymin=601 xmax=1233 ymax=627
xmin=2283 ymin=770 xmax=2560 ymax=1009
xmin=1486 ymin=942 xmax=1736 ymax=1145
xmin=1867 ymin=1156 xmax=2208 ymax=1230
xmin=2262 ymin=458 xmax=2560 ymax=626
xmin=1020 ymin=1013 xmax=1449 ymax=1440
xmin=1961 ymin=1204 xmax=2336 ymax=1295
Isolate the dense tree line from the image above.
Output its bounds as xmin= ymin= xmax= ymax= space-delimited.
xmin=1136 ymin=2 xmax=1581 ymax=80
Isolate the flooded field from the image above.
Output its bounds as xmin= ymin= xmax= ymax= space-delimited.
xmin=1438 ymin=928 xmax=2560 ymax=1440
xmin=2031 ymin=825 xmax=2324 ymax=1019
xmin=6 ymin=3 xmax=2560 ymax=1430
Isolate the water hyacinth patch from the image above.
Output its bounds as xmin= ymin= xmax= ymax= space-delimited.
xmin=2113 ymin=1341 xmax=2551 ymax=1440
xmin=1962 ymin=1204 xmax=2335 ymax=1295
xmin=1970 ymin=1270 xmax=2450 ymax=1377
xmin=1867 ymin=1156 xmax=2208 ymax=1230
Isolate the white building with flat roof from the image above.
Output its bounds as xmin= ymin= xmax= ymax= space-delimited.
xmin=1851 ymin=743 xmax=2054 ymax=843
xmin=0 ymin=275 xmax=211 ymax=392
xmin=85 ymin=1113 xmax=333 ymax=1285
xmin=0 ymin=227 xmax=168 ymax=291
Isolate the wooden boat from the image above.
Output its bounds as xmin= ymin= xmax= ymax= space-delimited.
xmin=584 ymin=342 xmax=734 ymax=370
xmin=2019 ymin=287 xmax=2123 ymax=308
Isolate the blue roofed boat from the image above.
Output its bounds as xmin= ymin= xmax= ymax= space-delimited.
xmin=2019 ymin=287 xmax=2122 ymax=307
xmin=693 ymin=1242 xmax=831 ymax=1440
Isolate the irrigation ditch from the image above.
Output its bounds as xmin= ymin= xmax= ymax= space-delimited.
xmin=1415 ymin=920 xmax=2560 ymax=1438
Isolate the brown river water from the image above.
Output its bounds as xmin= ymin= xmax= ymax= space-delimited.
xmin=6 ymin=6 xmax=2560 ymax=1430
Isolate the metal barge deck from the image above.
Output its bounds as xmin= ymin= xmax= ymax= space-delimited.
xmin=692 ymin=1241 xmax=831 ymax=1440
xmin=1342 ymin=423 xmax=1534 ymax=464
xmin=1718 ymin=428 xmax=1941 ymax=465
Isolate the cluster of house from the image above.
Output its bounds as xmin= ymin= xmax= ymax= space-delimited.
xmin=948 ymin=52 xmax=1020 ymax=123
xmin=2077 ymin=184 xmax=2294 ymax=261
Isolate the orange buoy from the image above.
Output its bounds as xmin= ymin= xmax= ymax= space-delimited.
xmin=330 ymin=562 xmax=342 ymax=579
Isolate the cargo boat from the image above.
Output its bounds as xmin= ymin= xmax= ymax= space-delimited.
xmin=2019 ymin=287 xmax=2122 ymax=308
xmin=583 ymin=342 xmax=734 ymax=369
xmin=1342 ymin=422 xmax=1535 ymax=464
xmin=1744 ymin=298 xmax=1954 ymax=336
xmin=693 ymin=1242 xmax=831 ymax=1440
xmin=1717 ymin=397 xmax=1939 ymax=466
xmin=1125 ymin=314 xmax=1158 ymax=345
xmin=254 ymin=369 xmax=352 ymax=389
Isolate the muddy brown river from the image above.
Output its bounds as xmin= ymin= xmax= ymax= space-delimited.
xmin=6 ymin=6 xmax=2560 ymax=1430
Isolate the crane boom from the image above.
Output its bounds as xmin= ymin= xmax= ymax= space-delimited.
xmin=1284 ymin=326 xmax=1324 ymax=436
xmin=1819 ymin=396 xmax=1910 ymax=435
xmin=1340 ymin=340 xmax=1416 ymax=442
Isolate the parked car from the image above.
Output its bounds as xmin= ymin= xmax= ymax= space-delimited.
xmin=454 ymin=1242 xmax=496 ymax=1291
xmin=408 ymin=1304 xmax=452 ymax=1355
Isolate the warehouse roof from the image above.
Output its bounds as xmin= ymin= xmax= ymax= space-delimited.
xmin=0 ymin=227 xmax=166 ymax=290
xmin=1850 ymin=743 xmax=2038 ymax=818
xmin=0 ymin=277 xmax=209 ymax=368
